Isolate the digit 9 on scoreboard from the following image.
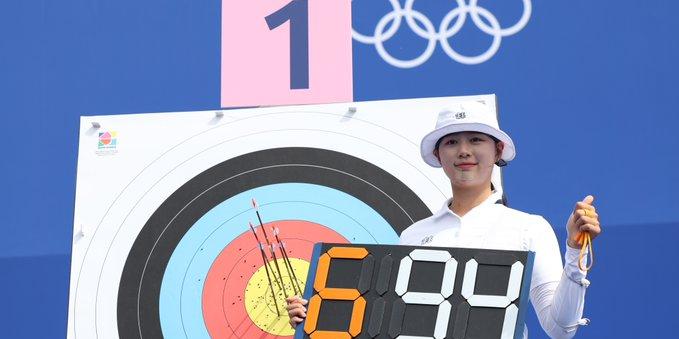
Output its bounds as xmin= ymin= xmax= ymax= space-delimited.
xmin=296 ymin=244 xmax=534 ymax=339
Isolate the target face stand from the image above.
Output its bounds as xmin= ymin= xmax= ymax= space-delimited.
xmin=67 ymin=95 xmax=505 ymax=338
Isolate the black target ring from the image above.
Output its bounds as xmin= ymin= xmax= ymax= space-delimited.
xmin=117 ymin=147 xmax=431 ymax=338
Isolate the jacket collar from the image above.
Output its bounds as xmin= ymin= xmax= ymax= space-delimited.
xmin=433 ymin=191 xmax=503 ymax=219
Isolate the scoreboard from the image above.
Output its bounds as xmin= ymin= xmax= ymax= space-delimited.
xmin=295 ymin=243 xmax=535 ymax=339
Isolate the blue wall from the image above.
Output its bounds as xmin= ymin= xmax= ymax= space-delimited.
xmin=2 ymin=1 xmax=678 ymax=338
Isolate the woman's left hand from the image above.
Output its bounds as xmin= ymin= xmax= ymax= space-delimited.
xmin=566 ymin=195 xmax=602 ymax=248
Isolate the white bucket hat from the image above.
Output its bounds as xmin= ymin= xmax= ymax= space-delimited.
xmin=420 ymin=100 xmax=516 ymax=167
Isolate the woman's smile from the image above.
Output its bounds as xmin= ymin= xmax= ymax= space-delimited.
xmin=454 ymin=162 xmax=477 ymax=170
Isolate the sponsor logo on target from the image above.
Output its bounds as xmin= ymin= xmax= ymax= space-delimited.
xmin=352 ymin=0 xmax=532 ymax=68
xmin=96 ymin=131 xmax=118 ymax=155
xmin=98 ymin=131 xmax=117 ymax=149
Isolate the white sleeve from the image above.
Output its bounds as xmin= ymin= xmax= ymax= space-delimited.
xmin=528 ymin=217 xmax=563 ymax=290
xmin=530 ymin=245 xmax=590 ymax=339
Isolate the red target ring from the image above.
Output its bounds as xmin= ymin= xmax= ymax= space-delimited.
xmin=203 ymin=220 xmax=348 ymax=338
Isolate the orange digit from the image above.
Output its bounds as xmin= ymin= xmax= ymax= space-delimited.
xmin=304 ymin=247 xmax=369 ymax=338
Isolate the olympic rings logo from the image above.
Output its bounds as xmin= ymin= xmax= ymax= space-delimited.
xmin=352 ymin=0 xmax=532 ymax=68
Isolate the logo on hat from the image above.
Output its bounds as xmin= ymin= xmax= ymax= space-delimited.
xmin=455 ymin=112 xmax=466 ymax=119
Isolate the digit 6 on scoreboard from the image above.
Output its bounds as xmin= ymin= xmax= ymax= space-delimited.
xmin=304 ymin=247 xmax=373 ymax=339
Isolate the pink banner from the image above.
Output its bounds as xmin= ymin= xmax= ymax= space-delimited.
xmin=221 ymin=0 xmax=353 ymax=107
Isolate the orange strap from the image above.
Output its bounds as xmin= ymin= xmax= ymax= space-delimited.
xmin=576 ymin=232 xmax=594 ymax=271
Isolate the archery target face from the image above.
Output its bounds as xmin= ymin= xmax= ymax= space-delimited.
xmin=67 ymin=95 xmax=504 ymax=339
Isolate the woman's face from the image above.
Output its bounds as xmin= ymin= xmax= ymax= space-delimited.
xmin=434 ymin=132 xmax=503 ymax=190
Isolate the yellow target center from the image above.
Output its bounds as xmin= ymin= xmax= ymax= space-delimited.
xmin=244 ymin=257 xmax=309 ymax=336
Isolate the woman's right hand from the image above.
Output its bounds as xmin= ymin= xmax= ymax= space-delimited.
xmin=286 ymin=295 xmax=308 ymax=328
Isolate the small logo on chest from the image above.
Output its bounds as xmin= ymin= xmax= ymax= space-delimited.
xmin=420 ymin=235 xmax=434 ymax=245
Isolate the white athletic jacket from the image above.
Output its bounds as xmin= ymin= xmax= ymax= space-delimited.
xmin=399 ymin=192 xmax=590 ymax=339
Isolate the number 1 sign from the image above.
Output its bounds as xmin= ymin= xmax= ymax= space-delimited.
xmin=297 ymin=243 xmax=534 ymax=339
xmin=221 ymin=0 xmax=353 ymax=107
